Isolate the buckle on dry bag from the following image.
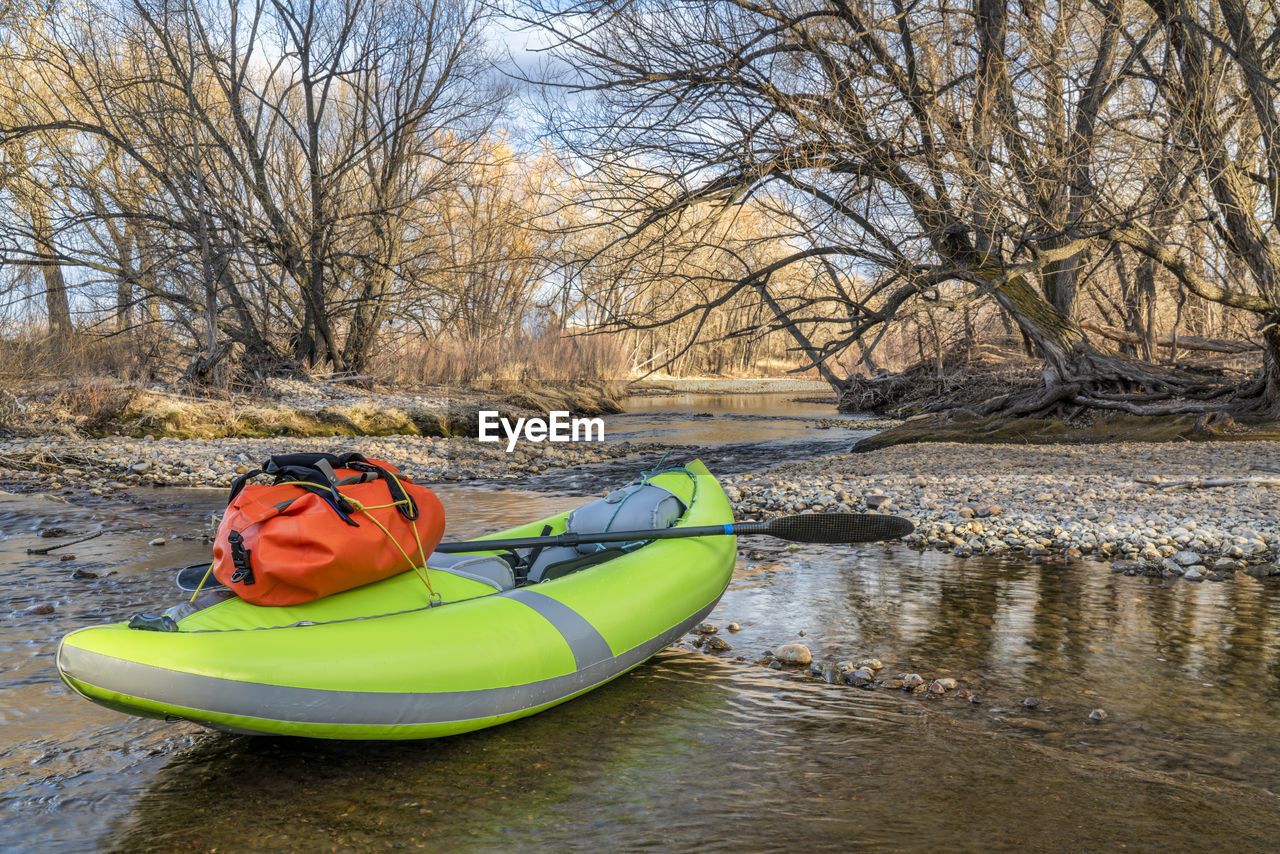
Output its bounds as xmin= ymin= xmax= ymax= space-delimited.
xmin=228 ymin=530 xmax=255 ymax=586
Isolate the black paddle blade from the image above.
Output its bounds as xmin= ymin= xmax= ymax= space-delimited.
xmin=760 ymin=512 xmax=914 ymax=544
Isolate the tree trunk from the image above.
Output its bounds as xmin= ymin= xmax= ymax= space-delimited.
xmin=26 ymin=197 xmax=73 ymax=336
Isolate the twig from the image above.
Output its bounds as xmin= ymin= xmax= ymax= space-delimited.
xmin=1135 ymin=477 xmax=1280 ymax=491
xmin=27 ymin=530 xmax=103 ymax=554
xmin=321 ymin=375 xmax=373 ymax=384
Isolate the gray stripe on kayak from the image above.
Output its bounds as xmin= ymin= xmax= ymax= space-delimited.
xmin=57 ymin=600 xmax=718 ymax=730
xmin=497 ymin=588 xmax=613 ymax=669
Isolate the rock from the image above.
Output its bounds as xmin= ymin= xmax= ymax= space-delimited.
xmin=1088 ymin=708 xmax=1109 ymax=722
xmin=855 ymin=658 xmax=884 ymax=672
xmin=928 ymin=680 xmax=947 ymax=694
xmin=958 ymin=506 xmax=975 ymax=519
xmin=811 ymin=662 xmax=842 ymax=683
xmin=1172 ymin=550 xmax=1201 ymax=566
xmin=148 ymin=537 xmax=166 ymax=547
xmin=26 ymin=603 xmax=55 ymax=615
xmin=59 ymin=554 xmax=76 ymax=562
xmin=934 ymin=677 xmax=958 ymax=690
xmin=70 ymin=568 xmax=97 ymax=579
xmin=879 ymin=678 xmax=904 ymax=690
xmin=704 ymin=636 xmax=732 ymax=652
xmin=865 ymin=494 xmax=892 ymax=509
xmin=975 ymin=505 xmax=1002 ymax=518
xmin=1160 ymin=557 xmax=1185 ymax=576
xmin=843 ymin=668 xmax=875 ymax=687
xmin=1183 ymin=565 xmax=1205 ymax=581
xmin=696 ymin=622 xmax=718 ymax=634
xmin=773 ymin=643 xmax=812 ymax=665
xmin=727 ymin=622 xmax=740 ymax=632
xmin=39 ymin=527 xmax=72 ymax=538
xmin=1212 ymin=558 xmax=1238 ymax=572
xmin=1022 ymin=697 xmax=1041 ymax=709
xmin=131 ymin=461 xmax=152 ymax=474
xmin=956 ymin=688 xmax=976 ymax=701
xmin=900 ymin=673 xmax=925 ymax=689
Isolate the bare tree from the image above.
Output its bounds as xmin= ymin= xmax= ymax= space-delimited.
xmin=522 ymin=0 xmax=1280 ymax=415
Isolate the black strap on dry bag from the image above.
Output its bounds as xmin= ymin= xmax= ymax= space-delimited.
xmin=225 ymin=452 xmax=416 ymax=524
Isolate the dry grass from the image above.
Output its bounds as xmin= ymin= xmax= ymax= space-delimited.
xmin=373 ymin=327 xmax=631 ymax=389
xmin=0 ymin=329 xmax=166 ymax=386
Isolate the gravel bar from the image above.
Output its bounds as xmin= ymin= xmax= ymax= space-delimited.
xmin=720 ymin=441 xmax=1280 ymax=581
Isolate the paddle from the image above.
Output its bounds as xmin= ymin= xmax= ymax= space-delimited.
xmin=177 ymin=513 xmax=914 ymax=591
xmin=433 ymin=512 xmax=914 ymax=553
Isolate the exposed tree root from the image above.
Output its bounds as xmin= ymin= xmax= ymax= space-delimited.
xmin=838 ymin=339 xmax=1276 ymax=424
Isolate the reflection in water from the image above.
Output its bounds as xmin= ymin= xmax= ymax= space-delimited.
xmin=3 ymin=449 xmax=1280 ymax=848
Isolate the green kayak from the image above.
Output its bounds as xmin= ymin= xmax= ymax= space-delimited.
xmin=56 ymin=461 xmax=736 ymax=740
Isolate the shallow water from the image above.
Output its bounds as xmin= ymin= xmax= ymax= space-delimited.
xmin=3 ymin=395 xmax=1280 ymax=851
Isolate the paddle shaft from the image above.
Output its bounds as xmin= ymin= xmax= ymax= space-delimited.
xmin=433 ymin=512 xmax=912 ymax=553
xmin=435 ymin=523 xmax=749 ymax=553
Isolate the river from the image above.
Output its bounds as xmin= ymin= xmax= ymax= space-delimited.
xmin=2 ymin=392 xmax=1279 ymax=851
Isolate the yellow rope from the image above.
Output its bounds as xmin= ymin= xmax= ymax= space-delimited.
xmin=188 ymin=563 xmax=216 ymax=603
xmin=345 ymin=494 xmax=440 ymax=604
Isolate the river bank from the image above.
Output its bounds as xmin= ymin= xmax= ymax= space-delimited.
xmin=0 ymin=376 xmax=625 ymax=440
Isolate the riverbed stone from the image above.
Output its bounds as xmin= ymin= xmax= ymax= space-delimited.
xmin=1172 ymin=550 xmax=1201 ymax=566
xmin=843 ymin=668 xmax=875 ymax=687
xmin=773 ymin=643 xmax=812 ymax=665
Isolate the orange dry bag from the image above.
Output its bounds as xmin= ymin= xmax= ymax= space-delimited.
xmin=211 ymin=452 xmax=445 ymax=606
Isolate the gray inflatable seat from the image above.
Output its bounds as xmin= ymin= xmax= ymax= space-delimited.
xmin=525 ymin=482 xmax=688 ymax=583
xmin=426 ymin=552 xmax=516 ymax=591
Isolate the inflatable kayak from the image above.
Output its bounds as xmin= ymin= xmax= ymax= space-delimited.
xmin=56 ymin=461 xmax=736 ymax=740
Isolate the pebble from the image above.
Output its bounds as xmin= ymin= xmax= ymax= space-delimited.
xmin=696 ymin=622 xmax=718 ymax=634
xmin=843 ymin=668 xmax=875 ymax=687
xmin=812 ymin=662 xmax=842 ymax=683
xmin=59 ymin=554 xmax=76 ymax=562
xmin=773 ymin=643 xmax=812 ymax=665
xmin=727 ymin=622 xmax=740 ymax=632
xmin=149 ymin=537 xmax=166 ymax=547
xmin=900 ymin=673 xmax=925 ymax=688
xmin=1088 ymin=708 xmax=1109 ymax=722
xmin=26 ymin=603 xmax=55 ymax=615
xmin=1022 ymin=697 xmax=1041 ymax=709
xmin=704 ymin=636 xmax=732 ymax=652
xmin=856 ymin=658 xmax=884 ymax=672
xmin=70 ymin=568 xmax=96 ymax=579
